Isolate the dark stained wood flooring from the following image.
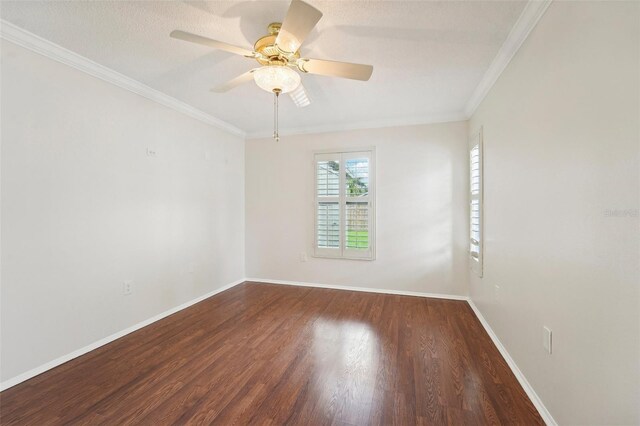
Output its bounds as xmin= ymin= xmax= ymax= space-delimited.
xmin=0 ymin=282 xmax=543 ymax=425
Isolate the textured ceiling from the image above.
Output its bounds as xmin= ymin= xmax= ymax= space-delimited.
xmin=0 ymin=1 xmax=526 ymax=136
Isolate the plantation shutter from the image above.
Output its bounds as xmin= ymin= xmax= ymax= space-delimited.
xmin=469 ymin=129 xmax=483 ymax=277
xmin=314 ymin=150 xmax=374 ymax=259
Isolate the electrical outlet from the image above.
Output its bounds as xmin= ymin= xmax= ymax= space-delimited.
xmin=300 ymin=252 xmax=308 ymax=262
xmin=123 ymin=280 xmax=133 ymax=296
xmin=543 ymin=326 xmax=552 ymax=354
xmin=146 ymin=147 xmax=158 ymax=158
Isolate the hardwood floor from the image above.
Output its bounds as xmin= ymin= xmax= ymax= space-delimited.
xmin=0 ymin=282 xmax=543 ymax=425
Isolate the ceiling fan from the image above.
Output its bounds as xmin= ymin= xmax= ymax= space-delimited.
xmin=170 ymin=0 xmax=373 ymax=140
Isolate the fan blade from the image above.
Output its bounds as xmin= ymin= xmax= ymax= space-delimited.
xmin=211 ymin=69 xmax=257 ymax=93
xmin=299 ymin=58 xmax=373 ymax=81
xmin=289 ymin=84 xmax=311 ymax=107
xmin=275 ymin=0 xmax=323 ymax=53
xmin=170 ymin=30 xmax=254 ymax=57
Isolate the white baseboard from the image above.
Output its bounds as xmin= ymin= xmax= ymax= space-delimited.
xmin=0 ymin=278 xmax=246 ymax=392
xmin=2 ymin=277 xmax=555 ymax=426
xmin=250 ymin=278 xmax=554 ymax=424
xmin=246 ymin=277 xmax=469 ymax=301
xmin=467 ymin=300 xmax=557 ymax=426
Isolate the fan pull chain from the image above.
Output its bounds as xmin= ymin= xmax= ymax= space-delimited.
xmin=273 ymin=89 xmax=281 ymax=142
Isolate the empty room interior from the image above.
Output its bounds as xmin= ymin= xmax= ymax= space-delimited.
xmin=0 ymin=0 xmax=638 ymax=425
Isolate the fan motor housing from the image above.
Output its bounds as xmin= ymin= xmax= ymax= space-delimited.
xmin=253 ymin=23 xmax=300 ymax=66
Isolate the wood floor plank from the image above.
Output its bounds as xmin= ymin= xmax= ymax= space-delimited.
xmin=0 ymin=282 xmax=544 ymax=425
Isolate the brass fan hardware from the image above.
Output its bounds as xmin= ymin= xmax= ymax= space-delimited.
xmin=268 ymin=22 xmax=281 ymax=35
xmin=273 ymin=88 xmax=282 ymax=141
xmin=170 ymin=0 xmax=373 ymax=141
xmin=253 ymin=23 xmax=300 ymax=67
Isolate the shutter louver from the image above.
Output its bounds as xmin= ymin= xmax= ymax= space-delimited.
xmin=345 ymin=158 xmax=369 ymax=196
xmin=317 ymin=160 xmax=340 ymax=197
xmin=344 ymin=155 xmax=371 ymax=257
xmin=469 ymin=130 xmax=483 ymax=277
xmin=317 ymin=202 xmax=340 ymax=248
xmin=345 ymin=202 xmax=369 ymax=249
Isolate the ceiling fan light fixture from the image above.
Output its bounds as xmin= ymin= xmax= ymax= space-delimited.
xmin=253 ymin=65 xmax=301 ymax=94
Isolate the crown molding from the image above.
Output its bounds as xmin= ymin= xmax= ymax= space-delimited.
xmin=0 ymin=19 xmax=246 ymax=138
xmin=245 ymin=111 xmax=468 ymax=140
xmin=464 ymin=0 xmax=552 ymax=117
xmin=247 ymin=0 xmax=552 ymax=142
xmin=0 ymin=0 xmax=551 ymax=141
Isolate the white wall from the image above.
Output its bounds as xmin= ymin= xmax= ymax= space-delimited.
xmin=3 ymin=2 xmax=638 ymax=421
xmin=0 ymin=40 xmax=245 ymax=382
xmin=245 ymin=122 xmax=469 ymax=296
xmin=469 ymin=2 xmax=639 ymax=424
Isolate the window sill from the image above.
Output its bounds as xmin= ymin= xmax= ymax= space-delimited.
xmin=312 ymin=253 xmax=375 ymax=261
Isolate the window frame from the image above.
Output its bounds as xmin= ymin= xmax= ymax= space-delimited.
xmin=469 ymin=128 xmax=483 ymax=277
xmin=313 ymin=147 xmax=376 ymax=261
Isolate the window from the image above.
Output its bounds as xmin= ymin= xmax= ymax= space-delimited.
xmin=314 ymin=150 xmax=375 ymax=259
xmin=470 ymin=128 xmax=483 ymax=277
